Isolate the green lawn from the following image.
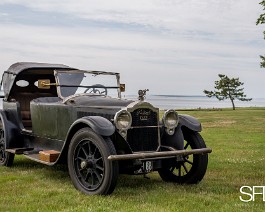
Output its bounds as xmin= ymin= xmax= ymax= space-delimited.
xmin=0 ymin=108 xmax=264 ymax=211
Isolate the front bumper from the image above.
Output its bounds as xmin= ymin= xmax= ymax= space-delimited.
xmin=108 ymin=148 xmax=212 ymax=161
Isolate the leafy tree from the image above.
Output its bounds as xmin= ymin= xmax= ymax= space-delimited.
xmin=204 ymin=74 xmax=252 ymax=110
xmin=257 ymin=0 xmax=265 ymax=68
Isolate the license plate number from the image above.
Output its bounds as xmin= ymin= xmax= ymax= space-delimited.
xmin=143 ymin=161 xmax=153 ymax=173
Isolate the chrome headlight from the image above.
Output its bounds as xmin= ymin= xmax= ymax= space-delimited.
xmin=162 ymin=109 xmax=179 ymax=135
xmin=114 ymin=110 xmax=132 ymax=130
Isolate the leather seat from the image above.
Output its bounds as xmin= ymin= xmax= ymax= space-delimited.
xmin=11 ymin=92 xmax=54 ymax=128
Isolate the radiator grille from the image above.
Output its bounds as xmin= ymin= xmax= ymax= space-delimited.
xmin=127 ymin=108 xmax=159 ymax=152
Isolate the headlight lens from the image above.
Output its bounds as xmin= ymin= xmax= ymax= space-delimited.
xmin=114 ymin=110 xmax=132 ymax=130
xmin=163 ymin=109 xmax=179 ymax=129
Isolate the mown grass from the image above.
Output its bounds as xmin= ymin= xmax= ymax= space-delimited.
xmin=0 ymin=107 xmax=264 ymax=211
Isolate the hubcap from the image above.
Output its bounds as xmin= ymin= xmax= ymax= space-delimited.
xmin=80 ymin=161 xmax=88 ymax=169
xmin=80 ymin=159 xmax=96 ymax=169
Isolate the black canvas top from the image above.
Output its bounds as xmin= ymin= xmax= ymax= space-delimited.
xmin=2 ymin=62 xmax=75 ymax=99
xmin=4 ymin=62 xmax=73 ymax=75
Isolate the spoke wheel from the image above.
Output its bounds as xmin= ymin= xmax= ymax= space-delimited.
xmin=0 ymin=118 xmax=14 ymax=167
xmin=68 ymin=128 xmax=118 ymax=195
xmin=158 ymin=130 xmax=208 ymax=184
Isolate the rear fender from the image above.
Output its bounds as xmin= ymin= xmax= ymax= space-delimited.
xmin=0 ymin=110 xmax=22 ymax=148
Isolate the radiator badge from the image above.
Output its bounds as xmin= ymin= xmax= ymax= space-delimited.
xmin=137 ymin=109 xmax=151 ymax=121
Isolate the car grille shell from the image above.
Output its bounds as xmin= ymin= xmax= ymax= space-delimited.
xmin=127 ymin=107 xmax=159 ymax=152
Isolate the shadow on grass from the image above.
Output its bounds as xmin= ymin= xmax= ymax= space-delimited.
xmin=12 ymin=156 xmax=68 ymax=171
xmin=9 ymin=156 xmax=70 ymax=183
xmin=9 ymin=156 xmax=213 ymax=196
xmin=11 ymin=157 xmax=164 ymax=193
xmin=115 ymin=173 xmax=208 ymax=196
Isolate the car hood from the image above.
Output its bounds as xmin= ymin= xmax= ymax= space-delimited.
xmin=64 ymin=95 xmax=134 ymax=109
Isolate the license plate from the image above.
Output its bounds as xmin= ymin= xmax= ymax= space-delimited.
xmin=143 ymin=161 xmax=153 ymax=173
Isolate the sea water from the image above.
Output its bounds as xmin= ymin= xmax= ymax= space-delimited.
xmin=0 ymin=95 xmax=264 ymax=110
xmin=126 ymin=95 xmax=265 ymax=110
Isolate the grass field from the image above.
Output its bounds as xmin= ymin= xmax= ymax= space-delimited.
xmin=0 ymin=108 xmax=264 ymax=211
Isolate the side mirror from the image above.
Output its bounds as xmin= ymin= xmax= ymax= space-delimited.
xmin=120 ymin=84 xmax=125 ymax=92
xmin=38 ymin=79 xmax=51 ymax=89
xmin=38 ymin=79 xmax=58 ymax=89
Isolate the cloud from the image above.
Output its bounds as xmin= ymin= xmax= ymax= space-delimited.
xmin=0 ymin=0 xmax=264 ymax=97
xmin=0 ymin=1 xmax=260 ymax=33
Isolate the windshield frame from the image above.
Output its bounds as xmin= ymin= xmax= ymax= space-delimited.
xmin=54 ymin=69 xmax=122 ymax=100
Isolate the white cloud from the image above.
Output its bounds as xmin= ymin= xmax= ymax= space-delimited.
xmin=0 ymin=0 xmax=264 ymax=97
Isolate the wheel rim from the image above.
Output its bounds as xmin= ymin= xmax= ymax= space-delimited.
xmin=73 ymin=139 xmax=105 ymax=191
xmin=170 ymin=140 xmax=194 ymax=177
xmin=0 ymin=128 xmax=6 ymax=163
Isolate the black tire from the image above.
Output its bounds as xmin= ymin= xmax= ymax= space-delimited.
xmin=0 ymin=120 xmax=14 ymax=167
xmin=68 ymin=128 xmax=118 ymax=195
xmin=158 ymin=130 xmax=208 ymax=184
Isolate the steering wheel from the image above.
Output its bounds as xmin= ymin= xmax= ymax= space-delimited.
xmin=84 ymin=84 xmax=108 ymax=95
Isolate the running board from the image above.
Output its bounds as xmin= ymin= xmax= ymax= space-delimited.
xmin=6 ymin=148 xmax=34 ymax=154
xmin=108 ymin=148 xmax=212 ymax=161
xmin=24 ymin=154 xmax=56 ymax=166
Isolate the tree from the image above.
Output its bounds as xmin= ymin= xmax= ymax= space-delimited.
xmin=203 ymin=74 xmax=252 ymax=110
xmin=257 ymin=1 xmax=265 ymax=68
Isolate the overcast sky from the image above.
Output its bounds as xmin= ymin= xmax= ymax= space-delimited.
xmin=0 ymin=0 xmax=264 ymax=98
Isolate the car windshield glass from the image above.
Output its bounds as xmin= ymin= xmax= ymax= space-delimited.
xmin=56 ymin=70 xmax=119 ymax=98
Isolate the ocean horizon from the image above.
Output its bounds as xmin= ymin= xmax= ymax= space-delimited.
xmin=125 ymin=94 xmax=265 ymax=110
xmin=0 ymin=95 xmax=264 ymax=110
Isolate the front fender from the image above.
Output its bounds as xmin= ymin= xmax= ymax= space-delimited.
xmin=58 ymin=116 xmax=115 ymax=164
xmin=161 ymin=114 xmax=201 ymax=150
xmin=178 ymin=114 xmax=202 ymax=132
xmin=69 ymin=116 xmax=115 ymax=137
xmin=161 ymin=124 xmax=184 ymax=150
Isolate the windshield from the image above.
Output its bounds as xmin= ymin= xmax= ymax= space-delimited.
xmin=55 ymin=70 xmax=120 ymax=98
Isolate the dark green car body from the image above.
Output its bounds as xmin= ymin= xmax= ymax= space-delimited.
xmin=0 ymin=62 xmax=211 ymax=195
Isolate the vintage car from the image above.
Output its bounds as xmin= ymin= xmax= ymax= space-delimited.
xmin=0 ymin=62 xmax=212 ymax=195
